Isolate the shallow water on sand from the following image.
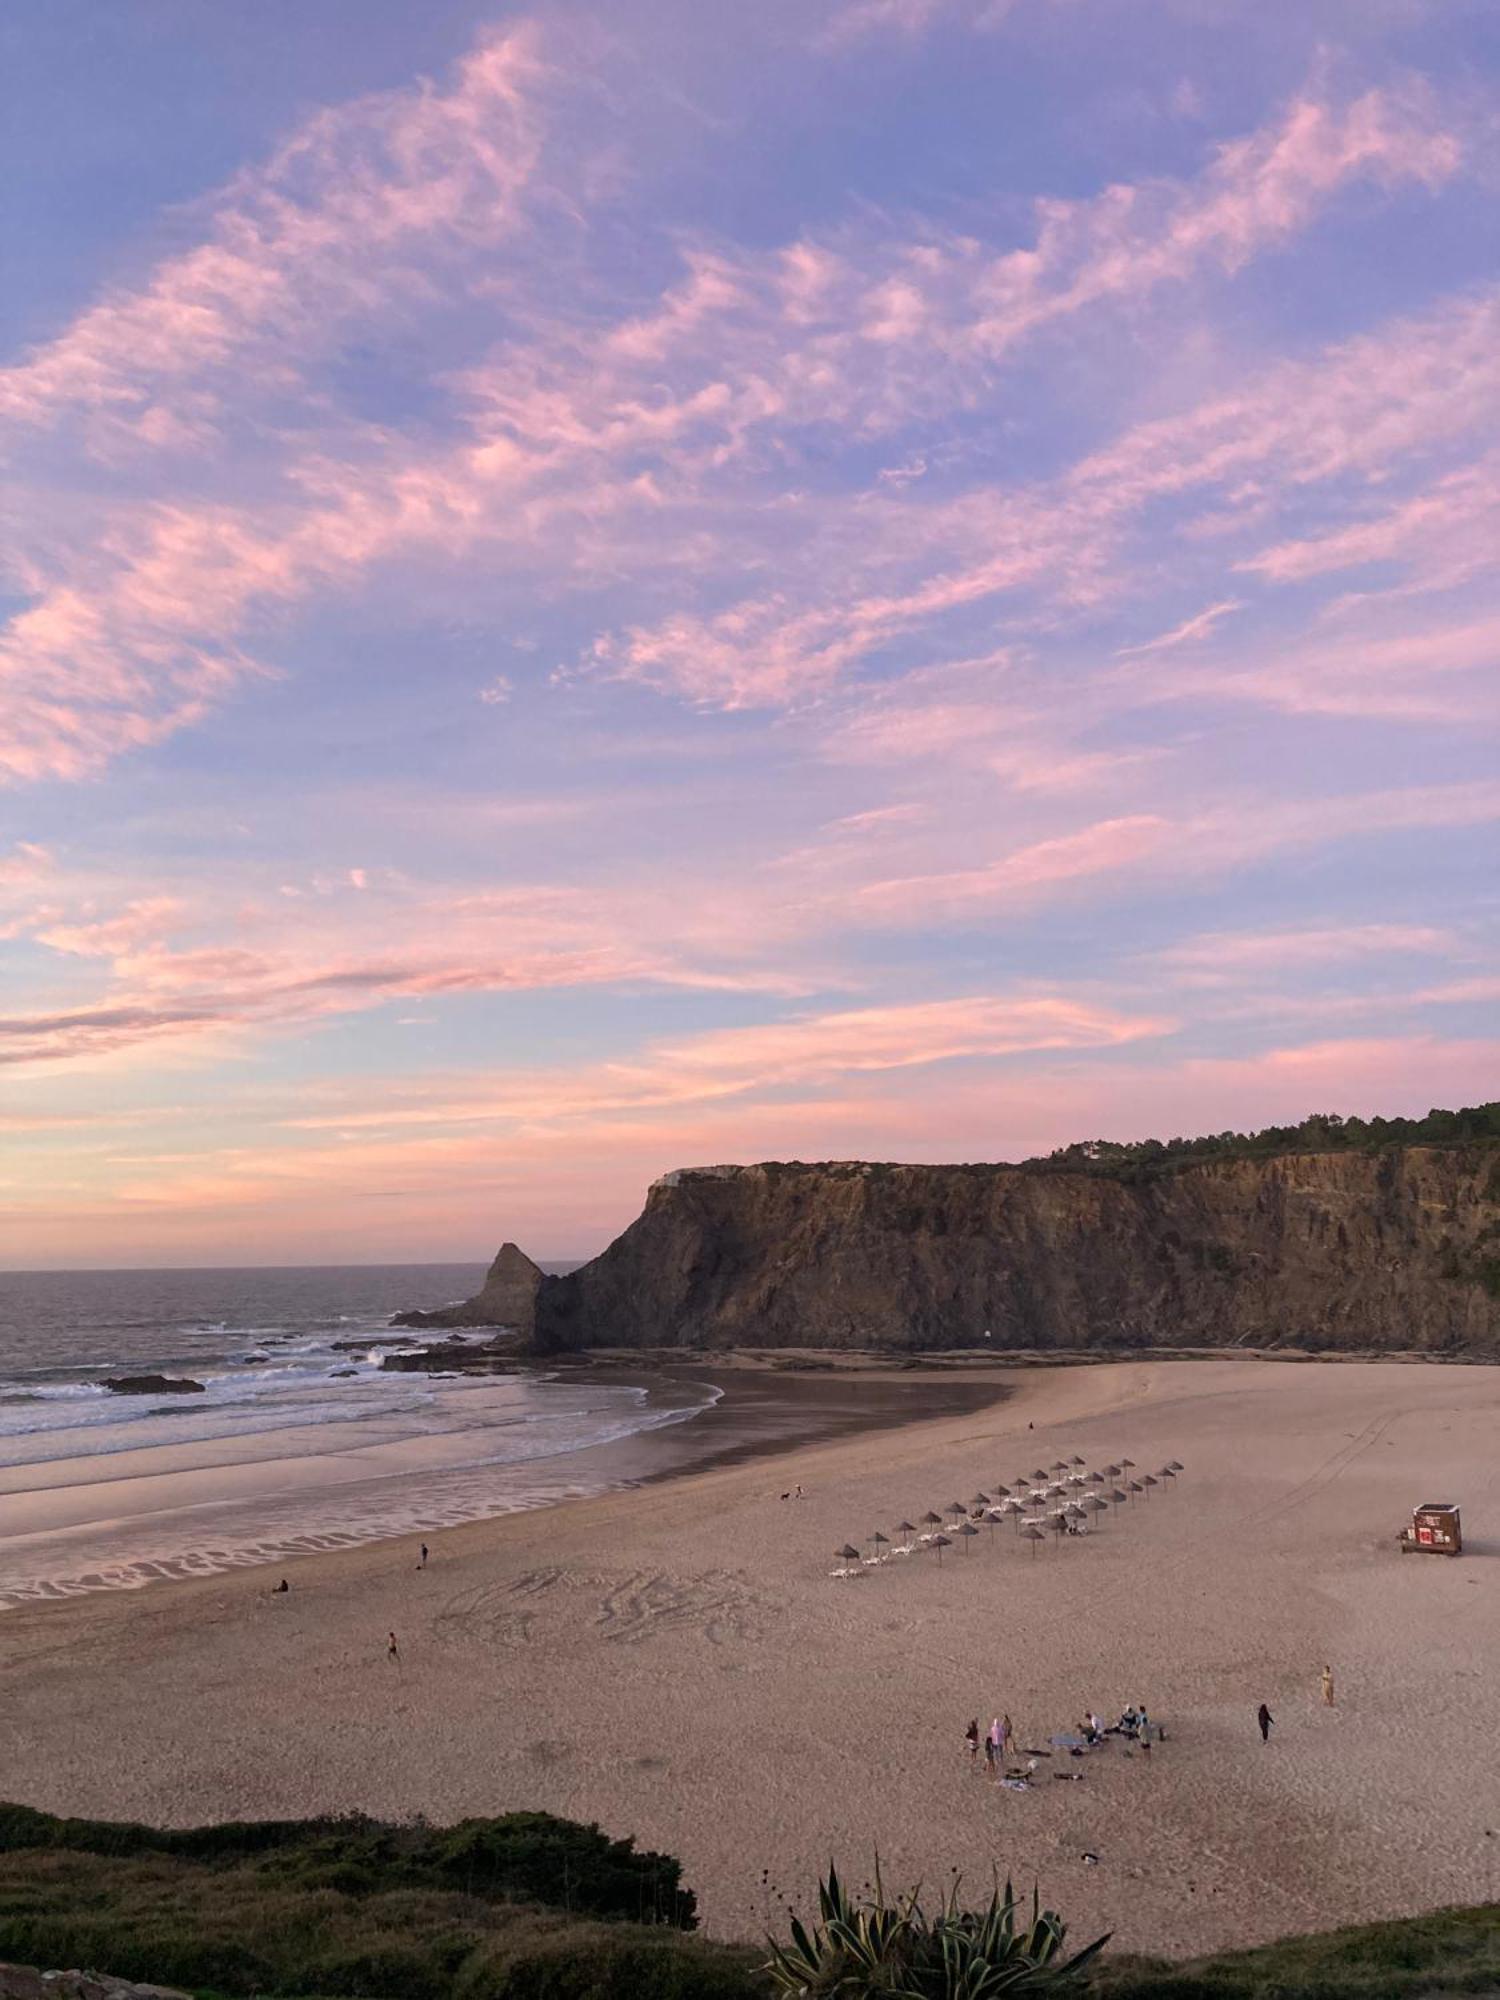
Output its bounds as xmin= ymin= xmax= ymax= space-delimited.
xmin=0 ymin=1264 xmax=717 ymax=1609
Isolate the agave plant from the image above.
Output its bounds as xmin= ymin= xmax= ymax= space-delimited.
xmin=765 ymin=1860 xmax=1109 ymax=1997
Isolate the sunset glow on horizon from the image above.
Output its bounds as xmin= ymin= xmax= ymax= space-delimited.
xmin=2 ymin=0 xmax=1497 ymax=1267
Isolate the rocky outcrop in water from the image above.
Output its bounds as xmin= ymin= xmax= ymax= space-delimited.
xmin=521 ymin=1146 xmax=1500 ymax=1354
xmin=102 ymin=1374 xmax=205 ymax=1395
xmin=391 ymin=1242 xmax=543 ymax=1333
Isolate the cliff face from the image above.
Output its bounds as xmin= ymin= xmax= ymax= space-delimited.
xmin=533 ymin=1148 xmax=1500 ymax=1353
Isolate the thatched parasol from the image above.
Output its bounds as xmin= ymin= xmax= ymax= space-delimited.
xmin=1128 ymin=1480 xmax=1144 ymax=1500
xmin=837 ymin=1544 xmax=862 ymax=1562
xmin=972 ymin=1492 xmax=991 ymax=1509
xmin=1109 ymin=1487 xmax=1129 ymax=1506
xmin=1069 ymin=1455 xmax=1086 ymax=1467
xmin=898 ymin=1520 xmax=918 ymax=1535
xmin=1084 ymin=1494 xmax=1108 ymax=1525
xmin=1168 ymin=1459 xmax=1184 ymax=1472
xmin=871 ymin=1529 xmax=891 ymax=1554
xmin=1020 ymin=1524 xmax=1046 ymax=1559
xmin=957 ymin=1521 xmax=981 ymax=1554
xmin=932 ymin=1533 xmax=952 ymax=1565
xmin=1142 ymin=1475 xmax=1159 ymax=1498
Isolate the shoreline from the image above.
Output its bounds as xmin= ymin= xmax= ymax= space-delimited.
xmin=0 ymin=1363 xmax=1010 ymax=1619
xmin=4 ymin=1356 xmax=1498 ymax=1964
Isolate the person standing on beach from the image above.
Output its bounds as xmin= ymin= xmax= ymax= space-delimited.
xmin=965 ymin=1718 xmax=980 ymax=1766
xmin=387 ymin=1630 xmax=400 ymax=1663
xmin=986 ymin=1716 xmax=1003 ymax=1776
xmin=1321 ymin=1664 xmax=1334 ymax=1707
xmin=418 ymin=1543 xmax=428 ymax=1570
xmin=1257 ymin=1702 xmax=1273 ymax=1742
xmin=1001 ymin=1713 xmax=1014 ymax=1763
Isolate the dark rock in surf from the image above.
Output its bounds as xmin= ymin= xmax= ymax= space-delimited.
xmin=103 ymin=1374 xmax=206 ymax=1395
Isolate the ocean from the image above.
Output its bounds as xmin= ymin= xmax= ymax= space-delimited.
xmin=0 ymin=1264 xmax=719 ymax=1611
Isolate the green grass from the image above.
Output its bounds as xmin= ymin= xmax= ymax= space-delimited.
xmin=5 ymin=1802 xmax=1500 ymax=2000
xmin=0 ymin=1805 xmax=766 ymax=2000
xmin=1094 ymin=1902 xmax=1500 ymax=1999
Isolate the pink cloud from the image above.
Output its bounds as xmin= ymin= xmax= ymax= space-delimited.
xmin=1156 ymin=921 xmax=1455 ymax=982
xmin=0 ymin=28 xmax=546 ymax=444
xmin=16 ymin=1028 xmax=1491 ymax=1264
xmin=0 ymin=57 xmax=1474 ymax=774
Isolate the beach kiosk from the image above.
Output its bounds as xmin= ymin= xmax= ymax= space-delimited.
xmin=1398 ymin=1501 xmax=1462 ymax=1556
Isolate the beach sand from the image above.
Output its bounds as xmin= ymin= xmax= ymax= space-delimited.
xmin=4 ymin=1356 xmax=1499 ymax=1960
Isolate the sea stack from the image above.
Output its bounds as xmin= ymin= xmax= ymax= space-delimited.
xmin=391 ymin=1241 xmax=544 ymax=1333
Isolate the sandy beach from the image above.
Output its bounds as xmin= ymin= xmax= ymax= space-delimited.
xmin=4 ymin=1356 xmax=1499 ymax=1961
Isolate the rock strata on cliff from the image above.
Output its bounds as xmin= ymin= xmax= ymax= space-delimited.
xmin=524 ymin=1146 xmax=1500 ymax=1354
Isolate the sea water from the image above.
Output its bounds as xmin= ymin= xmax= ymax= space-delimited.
xmin=0 ymin=1265 xmax=716 ymax=1610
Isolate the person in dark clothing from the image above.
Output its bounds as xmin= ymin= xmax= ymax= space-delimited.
xmin=964 ymin=1718 xmax=980 ymax=1765
xmin=1257 ymin=1703 xmax=1273 ymax=1742
xmin=418 ymin=1543 xmax=428 ymax=1569
xmin=274 ymin=1578 xmax=289 ymax=1593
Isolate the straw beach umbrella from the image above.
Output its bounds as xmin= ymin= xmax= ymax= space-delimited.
xmin=947 ymin=1500 xmax=968 ymax=1523
xmin=1121 ymin=1458 xmax=1136 ymax=1472
xmin=837 ymin=1544 xmax=862 ymax=1565
xmin=1020 ymin=1524 xmax=1046 ymax=1560
xmin=932 ymin=1533 xmax=952 ymax=1565
xmin=971 ymin=1492 xmax=991 ymax=1510
xmin=1128 ymin=1480 xmax=1144 ymax=1501
xmin=958 ymin=1521 xmax=981 ymax=1554
xmin=1168 ymin=1460 xmax=1184 ymax=1472
xmin=1085 ymin=1494 xmax=1108 ymax=1526
xmin=1110 ymin=1487 xmax=1129 ymax=1508
xmin=898 ymin=1520 xmax=917 ymax=1536
xmin=1087 ymin=1471 xmax=1105 ymax=1485
xmin=871 ymin=1530 xmax=891 ymax=1556
xmin=1031 ymin=1468 xmax=1049 ymax=1483
xmin=1070 ymin=1456 xmax=1086 ymax=1468
xmin=1142 ymin=1475 xmax=1159 ymax=1499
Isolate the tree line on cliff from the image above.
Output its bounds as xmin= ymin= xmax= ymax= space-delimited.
xmin=1031 ymin=1101 xmax=1500 ymax=1180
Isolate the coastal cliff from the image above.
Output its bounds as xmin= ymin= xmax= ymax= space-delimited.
xmin=526 ymin=1144 xmax=1500 ymax=1354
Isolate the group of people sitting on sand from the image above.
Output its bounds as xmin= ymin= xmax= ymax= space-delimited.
xmin=965 ymin=1700 xmax=1159 ymax=1789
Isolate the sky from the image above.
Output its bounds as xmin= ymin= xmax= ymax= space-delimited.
xmin=1 ymin=0 xmax=1497 ymax=1267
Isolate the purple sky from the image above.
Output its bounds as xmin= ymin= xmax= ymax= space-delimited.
xmin=2 ymin=0 xmax=1497 ymax=1266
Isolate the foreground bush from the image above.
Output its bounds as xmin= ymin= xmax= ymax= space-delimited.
xmin=0 ymin=1802 xmax=694 ymax=1928
xmin=1093 ymin=1899 xmax=1500 ymax=1999
xmin=0 ymin=1804 xmax=765 ymax=1999
xmin=765 ymin=1863 xmax=1107 ymax=1996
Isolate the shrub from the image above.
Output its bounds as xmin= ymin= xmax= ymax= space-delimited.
xmin=764 ymin=1863 xmax=1107 ymax=1996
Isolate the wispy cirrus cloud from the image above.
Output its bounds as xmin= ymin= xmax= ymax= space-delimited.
xmin=1155 ymin=921 xmax=1457 ymax=984
xmin=0 ymin=63 xmax=1468 ymax=774
xmin=0 ymin=27 xmax=546 ymax=447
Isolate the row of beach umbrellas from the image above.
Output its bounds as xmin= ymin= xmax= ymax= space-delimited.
xmin=832 ymin=1457 xmax=1184 ymax=1572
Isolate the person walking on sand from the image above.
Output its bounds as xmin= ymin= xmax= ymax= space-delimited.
xmin=387 ymin=1630 xmax=400 ymax=1664
xmin=418 ymin=1543 xmax=428 ymax=1570
xmin=965 ymin=1718 xmax=980 ymax=1766
xmin=1257 ymin=1702 xmax=1273 ymax=1742
xmin=1321 ymin=1664 xmax=1334 ymax=1707
xmin=986 ymin=1716 xmax=1003 ymax=1776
